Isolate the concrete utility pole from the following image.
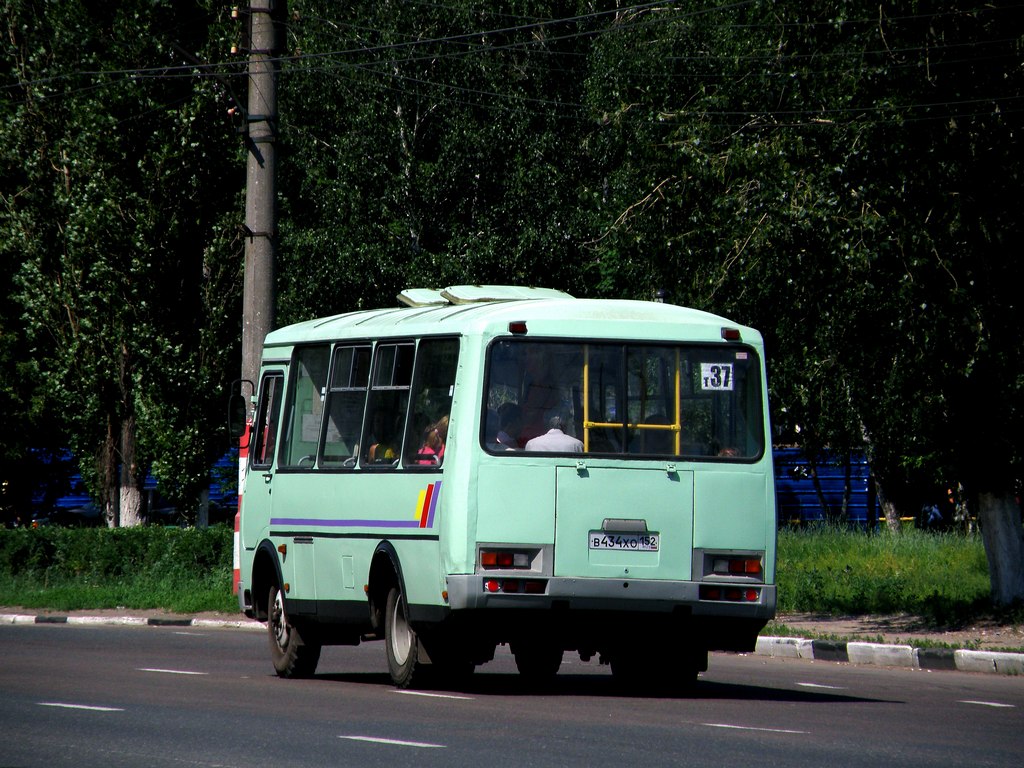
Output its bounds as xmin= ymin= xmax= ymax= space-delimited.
xmin=241 ymin=0 xmax=284 ymax=399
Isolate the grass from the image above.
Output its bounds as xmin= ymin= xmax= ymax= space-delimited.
xmin=776 ymin=525 xmax=1007 ymax=627
xmin=0 ymin=572 xmax=236 ymax=614
xmin=0 ymin=525 xmax=236 ymax=614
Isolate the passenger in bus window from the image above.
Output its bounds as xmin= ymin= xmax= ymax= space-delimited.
xmin=367 ymin=410 xmax=400 ymax=463
xmin=518 ymin=347 xmax=561 ymax=445
xmin=488 ymin=403 xmax=521 ymax=451
xmin=525 ymin=414 xmax=583 ymax=453
xmin=416 ymin=415 xmax=448 ymax=465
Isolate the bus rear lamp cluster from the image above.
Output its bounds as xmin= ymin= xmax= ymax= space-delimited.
xmin=712 ymin=557 xmax=762 ymax=576
xmin=484 ymin=578 xmax=546 ymax=595
xmin=480 ymin=549 xmax=531 ymax=569
xmin=700 ymin=585 xmax=760 ymax=603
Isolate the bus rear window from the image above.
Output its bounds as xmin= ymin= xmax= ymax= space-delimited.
xmin=483 ymin=340 xmax=764 ymax=459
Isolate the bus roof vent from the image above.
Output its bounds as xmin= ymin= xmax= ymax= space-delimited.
xmin=398 ymin=285 xmax=573 ymax=307
xmin=397 ymin=288 xmax=449 ymax=307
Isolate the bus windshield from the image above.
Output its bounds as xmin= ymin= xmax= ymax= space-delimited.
xmin=483 ymin=338 xmax=764 ymax=459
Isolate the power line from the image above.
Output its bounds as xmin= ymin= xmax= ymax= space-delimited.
xmin=3 ymin=0 xmax=1020 ymax=133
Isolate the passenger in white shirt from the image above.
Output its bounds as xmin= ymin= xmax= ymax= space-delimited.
xmin=524 ymin=415 xmax=583 ymax=453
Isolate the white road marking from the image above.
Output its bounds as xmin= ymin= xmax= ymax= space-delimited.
xmin=137 ymin=668 xmax=208 ymax=675
xmin=339 ymin=735 xmax=445 ymax=749
xmin=38 ymin=702 xmax=124 ymax=712
xmin=394 ymin=690 xmax=474 ymax=700
xmin=796 ymin=682 xmax=845 ymax=690
xmin=704 ymin=723 xmax=808 ymax=735
xmin=959 ymin=700 xmax=1015 ymax=708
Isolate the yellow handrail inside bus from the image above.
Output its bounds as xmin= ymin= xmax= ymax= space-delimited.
xmin=581 ymin=345 xmax=683 ymax=453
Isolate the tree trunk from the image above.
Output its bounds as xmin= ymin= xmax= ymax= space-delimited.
xmin=102 ymin=417 xmax=119 ymax=528
xmin=196 ymin=487 xmax=210 ymax=529
xmin=806 ymin=455 xmax=835 ymax=523
xmin=875 ymin=478 xmax=901 ymax=531
xmin=977 ymin=491 xmax=1024 ymax=606
xmin=841 ymin=453 xmax=852 ymax=522
xmin=119 ymin=413 xmax=144 ymax=527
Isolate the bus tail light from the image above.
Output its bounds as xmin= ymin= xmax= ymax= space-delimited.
xmin=712 ymin=557 xmax=762 ymax=577
xmin=484 ymin=578 xmax=547 ymax=594
xmin=480 ymin=549 xmax=531 ymax=569
xmin=700 ymin=585 xmax=761 ymax=603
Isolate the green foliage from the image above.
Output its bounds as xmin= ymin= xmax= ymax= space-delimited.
xmin=1 ymin=1 xmax=244 ymax=520
xmin=778 ymin=527 xmax=993 ymax=623
xmin=0 ymin=525 xmax=231 ymax=579
xmin=0 ymin=525 xmax=235 ymax=613
xmin=275 ymin=0 xmax=598 ymax=319
xmin=1 ymin=2 xmax=1020 ymax=594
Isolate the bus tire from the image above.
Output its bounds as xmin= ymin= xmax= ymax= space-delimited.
xmin=512 ymin=640 xmax=563 ymax=684
xmin=268 ymin=584 xmax=321 ymax=678
xmin=385 ymin=585 xmax=427 ymax=689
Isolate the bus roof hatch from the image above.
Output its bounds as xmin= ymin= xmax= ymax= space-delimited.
xmin=397 ymin=285 xmax=573 ymax=308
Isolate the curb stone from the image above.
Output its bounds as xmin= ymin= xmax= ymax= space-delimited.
xmin=756 ymin=636 xmax=1024 ymax=676
xmin=0 ymin=612 xmax=263 ymax=632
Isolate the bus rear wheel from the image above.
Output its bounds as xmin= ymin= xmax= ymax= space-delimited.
xmin=385 ymin=585 xmax=428 ymax=688
xmin=268 ymin=584 xmax=321 ymax=678
xmin=512 ymin=640 xmax=563 ymax=684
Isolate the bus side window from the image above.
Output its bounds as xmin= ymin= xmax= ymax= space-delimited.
xmin=279 ymin=346 xmax=330 ymax=469
xmin=320 ymin=345 xmax=370 ymax=468
xmin=403 ymin=338 xmax=459 ymax=467
xmin=251 ymin=372 xmax=284 ymax=468
xmin=362 ymin=343 xmax=415 ymax=467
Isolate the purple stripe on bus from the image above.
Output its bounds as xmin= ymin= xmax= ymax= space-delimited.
xmin=270 ymin=518 xmax=424 ymax=528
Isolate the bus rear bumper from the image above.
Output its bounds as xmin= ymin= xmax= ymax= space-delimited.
xmin=444 ymin=575 xmax=774 ymax=653
xmin=446 ymin=575 xmax=775 ymax=619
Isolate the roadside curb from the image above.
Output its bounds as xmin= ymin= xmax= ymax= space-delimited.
xmin=0 ymin=612 xmax=264 ymax=632
xmin=756 ymin=635 xmax=1024 ymax=676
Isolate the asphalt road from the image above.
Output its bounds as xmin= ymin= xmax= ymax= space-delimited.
xmin=2 ymin=623 xmax=1021 ymax=768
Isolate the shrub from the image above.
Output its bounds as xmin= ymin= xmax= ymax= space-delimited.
xmin=0 ymin=525 xmax=235 ymax=613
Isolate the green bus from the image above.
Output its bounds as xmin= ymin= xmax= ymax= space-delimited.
xmin=235 ymin=286 xmax=776 ymax=690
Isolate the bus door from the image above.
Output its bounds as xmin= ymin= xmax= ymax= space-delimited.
xmin=242 ymin=368 xmax=286 ymax=553
xmin=269 ymin=345 xmax=335 ymax=609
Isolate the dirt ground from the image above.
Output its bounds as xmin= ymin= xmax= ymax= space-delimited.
xmin=772 ymin=612 xmax=1024 ymax=652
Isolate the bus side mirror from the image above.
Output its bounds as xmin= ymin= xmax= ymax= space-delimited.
xmin=228 ymin=379 xmax=254 ymax=446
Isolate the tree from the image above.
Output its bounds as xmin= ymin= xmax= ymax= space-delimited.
xmin=579 ymin=1 xmax=1023 ymax=602
xmin=1 ymin=0 xmax=242 ymax=525
xmin=273 ymin=0 xmax=598 ymax=320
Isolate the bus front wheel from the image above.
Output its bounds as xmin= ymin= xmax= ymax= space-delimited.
xmin=385 ymin=585 xmax=427 ymax=688
xmin=268 ymin=584 xmax=321 ymax=678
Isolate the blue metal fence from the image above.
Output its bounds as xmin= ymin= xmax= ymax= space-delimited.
xmin=773 ymin=448 xmax=879 ymax=526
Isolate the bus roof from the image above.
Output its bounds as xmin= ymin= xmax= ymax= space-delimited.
xmin=262 ymin=286 xmax=762 ymax=349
